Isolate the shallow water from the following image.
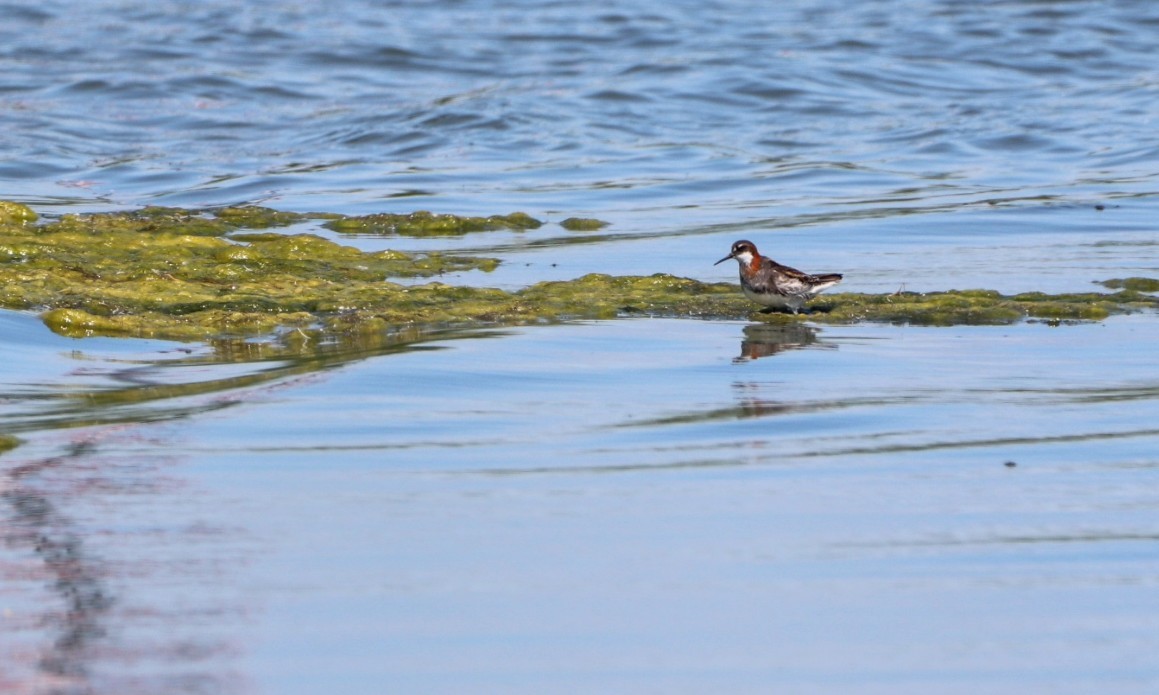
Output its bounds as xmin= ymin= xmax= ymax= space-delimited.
xmin=2 ymin=315 xmax=1159 ymax=693
xmin=2 ymin=0 xmax=1159 ymax=692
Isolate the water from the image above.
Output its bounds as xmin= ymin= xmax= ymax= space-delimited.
xmin=1 ymin=0 xmax=1158 ymax=692
xmin=3 ymin=317 xmax=1159 ymax=693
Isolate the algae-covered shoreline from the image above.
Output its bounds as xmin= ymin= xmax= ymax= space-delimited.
xmin=0 ymin=201 xmax=1155 ymax=343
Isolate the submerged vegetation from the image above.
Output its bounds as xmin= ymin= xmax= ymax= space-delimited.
xmin=0 ymin=202 xmax=1155 ymax=342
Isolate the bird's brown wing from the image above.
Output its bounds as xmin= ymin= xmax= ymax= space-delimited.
xmin=772 ymin=264 xmax=842 ymax=297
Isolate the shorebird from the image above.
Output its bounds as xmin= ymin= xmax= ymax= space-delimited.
xmin=715 ymin=239 xmax=843 ymax=314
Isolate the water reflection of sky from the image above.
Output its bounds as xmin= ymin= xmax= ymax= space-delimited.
xmin=6 ymin=314 xmax=1158 ymax=691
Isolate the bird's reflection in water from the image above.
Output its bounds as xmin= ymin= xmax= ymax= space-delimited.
xmin=732 ymin=322 xmax=837 ymax=419
xmin=734 ymin=322 xmax=830 ymax=362
xmin=628 ymin=322 xmax=839 ymax=427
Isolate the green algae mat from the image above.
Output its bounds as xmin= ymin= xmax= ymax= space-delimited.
xmin=0 ymin=201 xmax=1155 ymax=342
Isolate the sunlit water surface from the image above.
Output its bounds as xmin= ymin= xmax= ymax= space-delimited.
xmin=2 ymin=0 xmax=1159 ymax=692
xmin=2 ymin=313 xmax=1158 ymax=693
xmin=2 ymin=0 xmax=1157 ymax=292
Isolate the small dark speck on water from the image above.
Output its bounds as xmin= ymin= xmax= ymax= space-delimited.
xmin=1095 ymin=205 xmax=1105 ymax=211
xmin=1004 ymin=461 xmax=1017 ymax=468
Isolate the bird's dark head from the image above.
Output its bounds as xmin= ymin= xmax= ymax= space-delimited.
xmin=714 ymin=239 xmax=758 ymax=266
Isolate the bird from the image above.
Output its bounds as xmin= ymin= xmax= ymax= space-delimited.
xmin=714 ymin=239 xmax=843 ymax=314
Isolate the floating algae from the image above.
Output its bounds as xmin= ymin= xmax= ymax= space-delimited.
xmin=1 ymin=202 xmax=1156 ymax=342
xmin=0 ymin=204 xmax=501 ymax=340
xmin=809 ymin=288 xmax=1132 ymax=325
xmin=559 ymin=217 xmax=610 ymax=232
xmin=0 ymin=201 xmax=38 ymax=225
xmin=325 ymin=210 xmax=542 ymax=236
xmin=1100 ymin=277 xmax=1159 ymax=293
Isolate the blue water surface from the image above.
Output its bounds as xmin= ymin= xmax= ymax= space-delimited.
xmin=1 ymin=0 xmax=1158 ymax=693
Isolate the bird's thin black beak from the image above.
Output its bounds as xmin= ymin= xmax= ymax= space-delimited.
xmin=714 ymin=253 xmax=733 ymax=266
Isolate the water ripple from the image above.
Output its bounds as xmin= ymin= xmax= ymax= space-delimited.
xmin=0 ymin=0 xmax=1156 ymax=300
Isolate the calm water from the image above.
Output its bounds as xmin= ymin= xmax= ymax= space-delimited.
xmin=1 ymin=0 xmax=1158 ymax=693
xmin=3 ymin=314 xmax=1159 ymax=694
